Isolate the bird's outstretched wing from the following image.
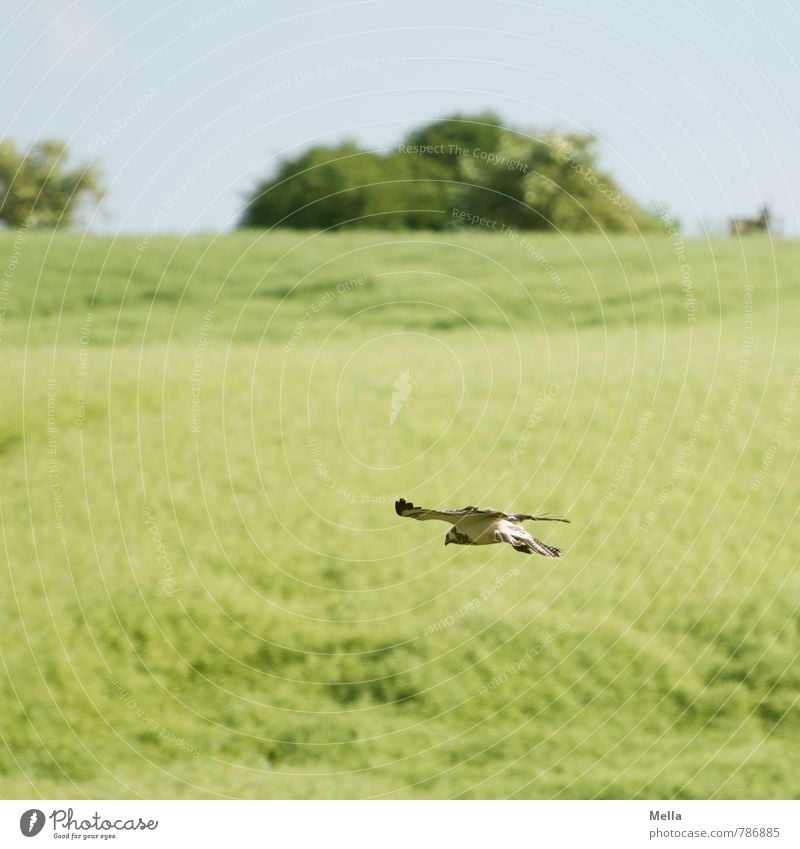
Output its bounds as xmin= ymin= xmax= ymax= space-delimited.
xmin=396 ymin=498 xmax=570 ymax=525
xmin=506 ymin=512 xmax=570 ymax=524
xmin=395 ymin=498 xmax=502 ymax=524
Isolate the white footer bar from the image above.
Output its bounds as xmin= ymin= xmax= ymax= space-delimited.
xmin=2 ymin=800 xmax=797 ymax=848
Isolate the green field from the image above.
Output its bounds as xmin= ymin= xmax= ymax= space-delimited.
xmin=1 ymin=229 xmax=798 ymax=799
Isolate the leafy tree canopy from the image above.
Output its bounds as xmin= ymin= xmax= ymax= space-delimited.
xmin=0 ymin=139 xmax=104 ymax=229
xmin=241 ymin=115 xmax=659 ymax=232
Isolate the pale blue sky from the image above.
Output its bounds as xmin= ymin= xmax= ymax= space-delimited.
xmin=4 ymin=0 xmax=799 ymax=234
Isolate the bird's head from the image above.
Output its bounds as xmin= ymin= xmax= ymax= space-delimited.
xmin=444 ymin=528 xmax=455 ymax=546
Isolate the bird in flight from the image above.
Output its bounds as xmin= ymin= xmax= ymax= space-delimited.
xmin=395 ymin=498 xmax=569 ymax=556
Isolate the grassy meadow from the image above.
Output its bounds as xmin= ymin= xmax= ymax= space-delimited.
xmin=0 ymin=228 xmax=798 ymax=799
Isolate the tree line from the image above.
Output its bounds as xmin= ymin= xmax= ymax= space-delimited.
xmin=240 ymin=112 xmax=659 ymax=232
xmin=0 ymin=113 xmax=658 ymax=232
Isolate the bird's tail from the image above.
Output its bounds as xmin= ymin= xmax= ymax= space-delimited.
xmin=515 ymin=536 xmax=562 ymax=557
xmin=496 ymin=529 xmax=562 ymax=557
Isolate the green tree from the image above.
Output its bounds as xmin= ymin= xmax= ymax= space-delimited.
xmin=400 ymin=111 xmax=505 ymax=169
xmin=0 ymin=139 xmax=104 ymax=228
xmin=241 ymin=142 xmax=450 ymax=230
xmin=240 ymin=115 xmax=659 ymax=232
xmin=391 ymin=113 xmax=506 ymax=228
xmin=360 ymin=151 xmax=451 ymax=230
xmin=455 ymin=129 xmax=659 ymax=231
xmin=240 ymin=143 xmax=376 ymax=229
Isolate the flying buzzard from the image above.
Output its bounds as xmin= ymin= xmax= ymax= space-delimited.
xmin=395 ymin=498 xmax=569 ymax=556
